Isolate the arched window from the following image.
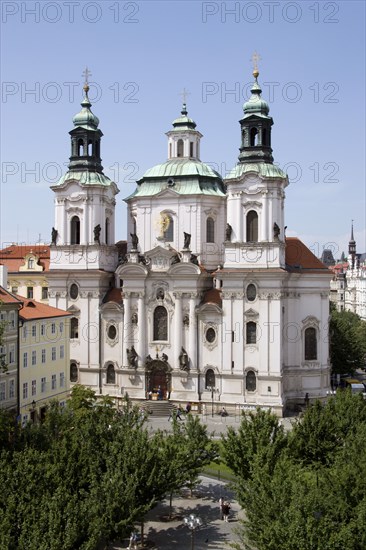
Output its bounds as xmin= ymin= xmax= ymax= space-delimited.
xmin=190 ymin=142 xmax=194 ymax=157
xmin=262 ymin=128 xmax=267 ymax=146
xmin=205 ymin=369 xmax=215 ymax=389
xmin=105 ymin=217 xmax=110 ymax=245
xmin=246 ymin=370 xmax=256 ymax=391
xmin=88 ymin=140 xmax=93 ymax=156
xmin=241 ymin=129 xmax=245 ymax=147
xmin=177 ymin=139 xmax=184 ymax=157
xmin=163 ymin=215 xmax=174 ymax=242
xmin=305 ymin=327 xmax=317 ymax=360
xmin=246 ymin=321 xmax=257 ymax=344
xmin=70 ymin=363 xmax=78 ymax=382
xmin=106 ymin=363 xmax=116 ymax=384
xmin=70 ymin=318 xmax=79 ymax=339
xmin=153 ymin=306 xmax=168 ymax=341
xmin=206 ymin=217 xmax=215 ymax=243
xmin=77 ymin=139 xmax=84 ymax=156
xmin=246 ymin=210 xmax=258 ymax=242
xmin=250 ymin=127 xmax=258 ymax=146
xmin=70 ymin=216 xmax=80 ymax=245
xmin=95 ymin=140 xmax=100 ymax=157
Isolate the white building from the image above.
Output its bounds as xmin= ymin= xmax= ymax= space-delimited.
xmin=48 ymin=70 xmax=332 ymax=415
xmin=345 ymin=224 xmax=366 ymax=320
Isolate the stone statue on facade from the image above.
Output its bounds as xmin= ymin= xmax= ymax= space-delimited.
xmin=273 ymin=222 xmax=280 ymax=239
xmin=94 ymin=224 xmax=101 ymax=244
xmin=190 ymin=253 xmax=199 ymax=266
xmin=51 ymin=227 xmax=58 ymax=245
xmin=183 ymin=232 xmax=191 ymax=249
xmin=179 ymin=347 xmax=189 ymax=372
xmin=161 ymin=352 xmax=168 ymax=363
xmin=145 ymin=354 xmax=153 ymax=367
xmin=225 ymin=223 xmax=232 ymax=242
xmin=127 ymin=346 xmax=138 ymax=368
xmin=130 ymin=232 xmax=139 ymax=249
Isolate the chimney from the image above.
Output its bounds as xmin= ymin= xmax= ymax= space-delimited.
xmin=0 ymin=264 xmax=8 ymax=288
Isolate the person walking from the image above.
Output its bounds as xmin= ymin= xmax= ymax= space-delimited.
xmin=128 ymin=532 xmax=138 ymax=550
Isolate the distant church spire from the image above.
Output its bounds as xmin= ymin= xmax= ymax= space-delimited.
xmin=238 ymin=55 xmax=274 ymax=164
xmin=349 ymin=220 xmax=356 ymax=267
xmin=68 ymin=67 xmax=103 ymax=173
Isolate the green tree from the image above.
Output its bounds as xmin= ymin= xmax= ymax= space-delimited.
xmin=329 ymin=305 xmax=366 ymax=374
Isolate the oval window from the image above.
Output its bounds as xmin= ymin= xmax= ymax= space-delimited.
xmin=206 ymin=327 xmax=216 ymax=343
xmin=69 ymin=283 xmax=79 ymax=300
xmin=107 ymin=325 xmax=117 ymax=340
xmin=246 ymin=284 xmax=256 ymax=302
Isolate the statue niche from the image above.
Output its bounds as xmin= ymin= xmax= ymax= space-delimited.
xmin=126 ymin=346 xmax=138 ymax=368
xmin=179 ymin=347 xmax=189 ymax=372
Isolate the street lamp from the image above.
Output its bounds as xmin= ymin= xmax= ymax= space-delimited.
xmin=183 ymin=513 xmax=202 ymax=550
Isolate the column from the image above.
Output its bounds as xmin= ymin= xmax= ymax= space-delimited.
xmin=188 ymin=294 xmax=197 ymax=370
xmin=137 ymin=293 xmax=145 ymax=367
xmin=261 ymin=190 xmax=268 ymax=242
xmin=236 ymin=193 xmax=242 ymax=242
xmin=174 ymin=292 xmax=182 ymax=368
xmin=123 ymin=292 xmax=131 ymax=366
xmin=222 ymin=293 xmax=232 ymax=372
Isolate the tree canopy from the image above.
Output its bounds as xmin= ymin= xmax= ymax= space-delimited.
xmin=329 ymin=305 xmax=366 ymax=375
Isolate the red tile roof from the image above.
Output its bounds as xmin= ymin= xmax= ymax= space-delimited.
xmin=0 ymin=286 xmax=23 ymax=305
xmin=285 ymin=238 xmax=329 ymax=271
xmin=17 ymin=297 xmax=70 ymax=321
xmin=103 ymin=288 xmax=123 ymax=305
xmin=0 ymin=245 xmax=50 ymax=272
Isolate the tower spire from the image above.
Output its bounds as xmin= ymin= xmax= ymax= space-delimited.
xmin=349 ymin=220 xmax=356 ymax=267
xmin=238 ymin=54 xmax=274 ymax=164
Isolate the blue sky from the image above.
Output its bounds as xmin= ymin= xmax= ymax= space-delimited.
xmin=1 ymin=0 xmax=365 ymax=259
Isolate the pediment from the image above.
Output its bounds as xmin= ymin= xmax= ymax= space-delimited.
xmin=67 ymin=305 xmax=80 ymax=314
xmin=169 ymin=263 xmax=201 ymax=275
xmin=153 ymin=188 xmax=179 ymax=199
xmin=116 ymin=263 xmax=148 ymax=277
xmin=145 ymin=245 xmax=176 ymax=259
xmin=244 ymin=308 xmax=259 ymax=318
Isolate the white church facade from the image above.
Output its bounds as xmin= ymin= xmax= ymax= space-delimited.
xmin=48 ymin=69 xmax=331 ymax=415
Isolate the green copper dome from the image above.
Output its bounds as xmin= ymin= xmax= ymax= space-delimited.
xmin=243 ymin=75 xmax=270 ymax=119
xmin=171 ymin=104 xmax=197 ymax=130
xmin=72 ymin=85 xmax=100 ymax=131
xmin=141 ymin=158 xmax=220 ymax=179
xmin=225 ymin=162 xmax=287 ymax=181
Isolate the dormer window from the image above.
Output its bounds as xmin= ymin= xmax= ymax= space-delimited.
xmin=27 ymin=258 xmax=34 ymax=269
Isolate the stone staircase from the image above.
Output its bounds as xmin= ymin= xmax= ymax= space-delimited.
xmin=140 ymin=400 xmax=175 ymax=418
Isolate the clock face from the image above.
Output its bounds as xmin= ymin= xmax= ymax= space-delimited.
xmin=69 ymin=283 xmax=79 ymax=300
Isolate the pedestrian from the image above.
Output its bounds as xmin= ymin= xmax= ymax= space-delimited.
xmin=222 ymin=501 xmax=231 ymax=522
xmin=219 ymin=496 xmax=224 ymax=520
xmin=185 ymin=402 xmax=192 ymax=414
xmin=128 ymin=532 xmax=138 ymax=550
xmin=176 ymin=406 xmax=183 ymax=420
xmin=220 ymin=407 xmax=228 ymax=417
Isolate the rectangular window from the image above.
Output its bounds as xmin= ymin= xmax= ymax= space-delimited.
xmin=60 ymin=372 xmax=65 ymax=388
xmin=41 ymin=377 xmax=46 ymax=392
xmin=41 ymin=349 xmax=46 ymax=363
xmin=11 ymin=286 xmax=18 ymax=294
xmin=0 ymin=311 xmax=6 ymax=322
xmin=51 ymin=374 xmax=56 ymax=390
xmin=27 ymin=287 xmax=34 ymax=299
xmin=9 ymin=379 xmax=15 ymax=399
xmin=23 ymin=352 xmax=28 ymax=368
xmin=9 ymin=312 xmax=15 ymax=329
xmin=32 ymin=324 xmax=36 ymax=337
xmin=60 ymin=345 xmax=64 ymax=359
xmin=41 ymin=323 xmax=45 ymax=336
xmin=42 ymin=287 xmax=48 ymax=300
xmin=0 ymin=382 xmax=6 ymax=401
xmin=32 ymin=380 xmax=36 ymax=396
xmin=23 ymin=382 xmax=28 ymax=399
xmin=51 ymin=322 xmax=56 ymax=334
xmin=52 ymin=347 xmax=56 ymax=361
xmin=9 ymin=345 xmax=15 ymax=364
xmin=60 ymin=322 xmax=64 ymax=334
xmin=32 ymin=350 xmax=37 ymax=366
xmin=23 ymin=325 xmax=28 ymax=339
xmin=0 ymin=345 xmax=5 ymax=363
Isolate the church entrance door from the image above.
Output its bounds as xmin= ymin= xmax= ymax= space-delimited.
xmin=146 ymin=360 xmax=171 ymax=400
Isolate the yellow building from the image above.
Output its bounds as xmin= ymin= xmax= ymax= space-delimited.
xmin=19 ymin=297 xmax=70 ymax=424
xmin=0 ymin=244 xmax=50 ymax=303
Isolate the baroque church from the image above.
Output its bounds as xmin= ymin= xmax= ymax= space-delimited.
xmin=48 ymin=68 xmax=331 ymax=415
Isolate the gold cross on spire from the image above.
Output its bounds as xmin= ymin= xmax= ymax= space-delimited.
xmin=250 ymin=51 xmax=261 ymax=78
xmin=179 ymin=87 xmax=190 ymax=105
xmin=82 ymin=66 xmax=92 ymax=85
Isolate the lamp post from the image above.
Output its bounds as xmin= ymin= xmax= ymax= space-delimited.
xmin=183 ymin=513 xmax=202 ymax=550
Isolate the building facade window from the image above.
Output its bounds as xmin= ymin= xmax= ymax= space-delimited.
xmin=23 ymin=382 xmax=28 ymax=399
xmin=51 ymin=374 xmax=57 ymax=390
xmin=60 ymin=372 xmax=65 ymax=388
xmin=41 ymin=377 xmax=46 ymax=392
xmin=206 ymin=217 xmax=215 ymax=243
xmin=69 ymin=283 xmax=79 ymax=300
xmin=0 ymin=382 xmax=5 ymax=401
xmin=28 ymin=258 xmax=34 ymax=269
xmin=107 ymin=325 xmax=117 ymax=340
xmin=23 ymin=352 xmax=28 ymax=368
xmin=70 ymin=318 xmax=79 ymax=339
xmin=70 ymin=216 xmax=80 ymax=245
xmin=51 ymin=322 xmax=56 ymax=334
xmin=205 ymin=327 xmax=216 ymax=343
xmin=70 ymin=363 xmax=78 ymax=382
xmin=23 ymin=325 xmax=27 ymax=339
xmin=9 ymin=380 xmax=15 ymax=399
xmin=246 ymin=283 xmax=257 ymax=302
xmin=42 ymin=287 xmax=48 ymax=300
xmin=246 ymin=321 xmax=257 ymax=344
xmin=106 ymin=363 xmax=116 ymax=384
xmin=9 ymin=345 xmax=15 ymax=364
xmin=41 ymin=323 xmax=45 ymax=336
xmin=32 ymin=380 xmax=36 ymax=396
xmin=27 ymin=287 xmax=34 ymax=299
xmin=205 ymin=369 xmax=216 ymax=389
xmin=153 ymin=306 xmax=168 ymax=341
xmin=32 ymin=325 xmax=36 ymax=337
xmin=9 ymin=312 xmax=15 ymax=329
xmin=52 ymin=347 xmax=56 ymax=361
xmin=305 ymin=327 xmax=317 ymax=360
xmin=246 ymin=210 xmax=258 ymax=242
xmin=41 ymin=349 xmax=46 ymax=363
xmin=31 ymin=350 xmax=36 ymax=366
xmin=60 ymin=322 xmax=64 ymax=333
xmin=11 ymin=286 xmax=18 ymax=294
xmin=60 ymin=345 xmax=64 ymax=359
xmin=246 ymin=370 xmax=257 ymax=392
